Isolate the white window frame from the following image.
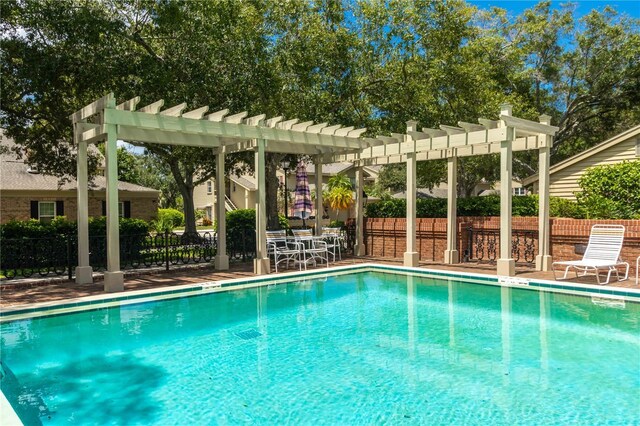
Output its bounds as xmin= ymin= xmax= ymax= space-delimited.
xmin=207 ymin=181 xmax=213 ymax=194
xmin=38 ymin=201 xmax=56 ymax=223
xmin=513 ymin=187 xmax=527 ymax=196
xmin=118 ymin=201 xmax=125 ymax=218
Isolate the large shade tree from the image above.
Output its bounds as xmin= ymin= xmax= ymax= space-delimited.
xmin=1 ymin=0 xmax=638 ymax=225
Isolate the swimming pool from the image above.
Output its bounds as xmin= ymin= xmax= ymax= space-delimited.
xmin=1 ymin=267 xmax=639 ymax=425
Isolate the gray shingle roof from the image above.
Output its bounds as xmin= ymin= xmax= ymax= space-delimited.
xmin=1 ymin=130 xmax=158 ymax=194
xmin=1 ymin=160 xmax=159 ymax=193
xmin=304 ymin=162 xmax=353 ymax=175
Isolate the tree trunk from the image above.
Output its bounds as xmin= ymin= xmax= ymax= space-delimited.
xmin=180 ymin=185 xmax=197 ymax=234
xmin=168 ymin=161 xmax=198 ymax=234
xmin=265 ymin=153 xmax=283 ymax=229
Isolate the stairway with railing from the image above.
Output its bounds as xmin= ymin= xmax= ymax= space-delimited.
xmin=224 ymin=195 xmax=237 ymax=212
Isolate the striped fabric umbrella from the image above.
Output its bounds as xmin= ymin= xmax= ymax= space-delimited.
xmin=293 ymin=161 xmax=313 ymax=226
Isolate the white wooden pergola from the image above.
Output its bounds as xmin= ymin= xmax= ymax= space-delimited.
xmin=71 ymin=95 xmax=556 ymax=292
xmin=327 ymin=104 xmax=558 ymax=276
xmin=70 ymin=93 xmax=373 ymax=291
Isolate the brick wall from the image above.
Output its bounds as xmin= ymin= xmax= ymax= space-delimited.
xmin=0 ymin=195 xmax=158 ymax=223
xmin=363 ymin=217 xmax=640 ymax=274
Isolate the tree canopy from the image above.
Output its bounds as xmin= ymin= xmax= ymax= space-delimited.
xmin=1 ymin=0 xmax=638 ymax=227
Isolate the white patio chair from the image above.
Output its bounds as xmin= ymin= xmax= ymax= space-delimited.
xmin=552 ymin=224 xmax=629 ymax=285
xmin=292 ymin=229 xmax=329 ymax=268
xmin=266 ymin=230 xmax=303 ymax=273
xmin=321 ymin=227 xmax=343 ymax=262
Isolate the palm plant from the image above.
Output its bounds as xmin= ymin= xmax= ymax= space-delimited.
xmin=324 ymin=173 xmax=354 ymax=220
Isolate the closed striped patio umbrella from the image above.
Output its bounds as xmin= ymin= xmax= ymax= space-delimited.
xmin=293 ymin=161 xmax=313 ymax=227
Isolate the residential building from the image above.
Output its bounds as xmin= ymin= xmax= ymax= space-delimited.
xmin=0 ymin=130 xmax=160 ymax=224
xmin=523 ymin=125 xmax=640 ymax=200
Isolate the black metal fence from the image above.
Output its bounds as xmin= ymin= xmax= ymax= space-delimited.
xmin=0 ymin=229 xmax=257 ymax=280
xmin=463 ymin=227 xmax=537 ymax=264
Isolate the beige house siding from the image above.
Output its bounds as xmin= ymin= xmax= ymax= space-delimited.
xmin=0 ymin=191 xmax=158 ymax=223
xmin=546 ymin=136 xmax=639 ymax=200
xmin=229 ymin=184 xmax=255 ymax=210
xmin=193 ymin=180 xmax=217 ymax=219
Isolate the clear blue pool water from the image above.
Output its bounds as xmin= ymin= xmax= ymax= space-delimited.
xmin=1 ymin=271 xmax=639 ymax=425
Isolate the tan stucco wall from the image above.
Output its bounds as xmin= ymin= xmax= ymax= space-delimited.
xmin=547 ymin=137 xmax=639 ymax=200
xmin=0 ymin=192 xmax=158 ymax=223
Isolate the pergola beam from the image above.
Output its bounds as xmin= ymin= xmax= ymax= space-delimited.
xmin=138 ymin=100 xmax=164 ymax=114
xmin=98 ymin=109 xmax=367 ymax=150
xmin=160 ymin=103 xmax=187 ymax=117
xmin=499 ymin=114 xmax=559 ymax=135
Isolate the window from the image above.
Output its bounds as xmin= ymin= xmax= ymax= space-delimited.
xmin=101 ymin=201 xmax=130 ymax=217
xmin=513 ymin=187 xmax=527 ymax=196
xmin=207 ymin=181 xmax=213 ymax=194
xmin=39 ymin=201 xmax=56 ymax=223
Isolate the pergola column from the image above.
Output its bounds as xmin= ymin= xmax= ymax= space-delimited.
xmin=536 ymin=114 xmax=553 ymax=271
xmin=314 ymin=155 xmax=323 ymax=235
xmin=104 ymin=120 xmax=124 ymax=292
xmin=75 ymin=125 xmax=93 ymax=284
xmin=254 ymin=138 xmax=270 ymax=274
xmin=214 ymin=147 xmax=229 ymax=270
xmin=497 ymin=104 xmax=515 ymax=277
xmin=444 ymin=153 xmax=459 ymax=264
xmin=354 ymin=165 xmax=365 ymax=256
xmin=404 ymin=120 xmax=419 ymax=267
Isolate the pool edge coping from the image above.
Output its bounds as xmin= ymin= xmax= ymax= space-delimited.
xmin=1 ymin=263 xmax=639 ymax=321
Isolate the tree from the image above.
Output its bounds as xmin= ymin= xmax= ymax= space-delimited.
xmin=1 ymin=0 xmax=264 ymax=233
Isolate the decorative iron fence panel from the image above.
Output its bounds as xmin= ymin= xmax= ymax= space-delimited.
xmin=1 ymin=230 xmax=256 ymax=280
xmin=463 ymin=227 xmax=537 ymax=264
xmin=344 ymin=221 xmax=356 ymax=254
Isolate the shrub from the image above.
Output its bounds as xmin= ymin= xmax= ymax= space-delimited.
xmin=416 ymin=198 xmax=448 ymax=217
xmin=88 ymin=216 xmax=150 ymax=235
xmin=547 ymin=196 xmax=585 ymax=219
xmin=0 ymin=219 xmax=59 ymax=239
xmin=576 ymin=160 xmax=640 ymax=219
xmin=151 ymin=215 xmax=177 ymax=233
xmin=157 ymin=208 xmax=185 ymax=228
xmin=278 ymin=214 xmax=289 ymax=230
xmin=0 ymin=217 xmax=149 ymax=239
xmin=512 ymin=196 xmax=538 ymax=217
xmin=226 ymin=209 xmax=255 ymax=232
xmin=458 ymin=195 xmax=500 ymax=217
xmin=365 ymin=194 xmax=583 ymax=218
xmin=329 ymin=220 xmax=345 ymax=228
xmin=202 ymin=218 xmax=213 ymax=226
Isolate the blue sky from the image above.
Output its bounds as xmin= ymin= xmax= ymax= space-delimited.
xmin=469 ymin=0 xmax=639 ymax=18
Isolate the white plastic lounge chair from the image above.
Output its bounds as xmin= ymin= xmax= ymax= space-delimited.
xmin=552 ymin=224 xmax=629 ymax=285
xmin=266 ymin=230 xmax=303 ymax=273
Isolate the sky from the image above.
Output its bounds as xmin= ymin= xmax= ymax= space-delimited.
xmin=469 ymin=0 xmax=640 ymax=19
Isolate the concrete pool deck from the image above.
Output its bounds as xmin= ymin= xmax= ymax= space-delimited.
xmin=1 ymin=256 xmax=638 ymax=309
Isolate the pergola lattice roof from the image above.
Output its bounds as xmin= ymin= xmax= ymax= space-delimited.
xmin=71 ymin=93 xmax=374 ymax=155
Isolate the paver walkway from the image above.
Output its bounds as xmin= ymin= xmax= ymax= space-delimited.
xmin=1 ymin=256 xmax=637 ymax=309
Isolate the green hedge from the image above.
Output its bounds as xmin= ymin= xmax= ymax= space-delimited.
xmin=157 ymin=208 xmax=185 ymax=227
xmin=225 ymin=209 xmax=289 ymax=232
xmin=0 ymin=217 xmax=150 ymax=239
xmin=365 ymin=195 xmax=584 ymax=218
